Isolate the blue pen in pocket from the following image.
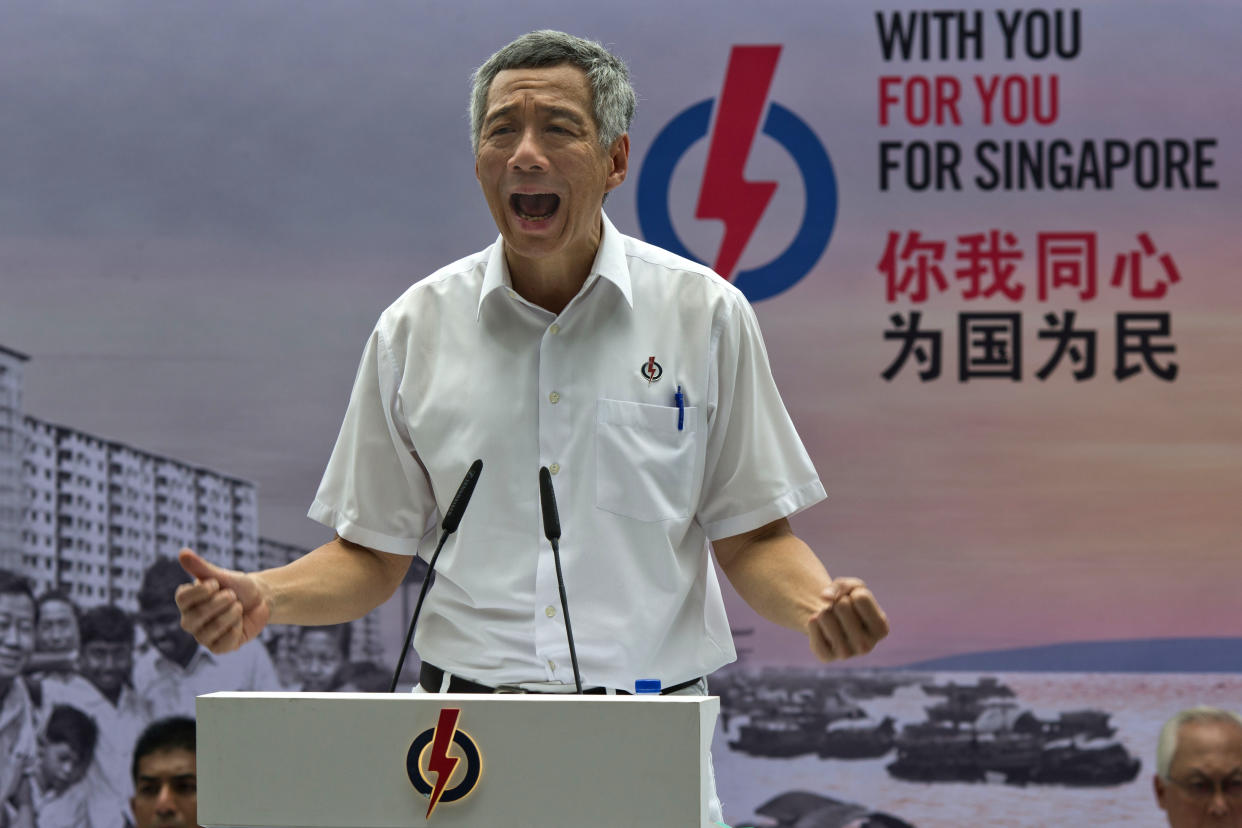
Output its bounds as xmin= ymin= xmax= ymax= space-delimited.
xmin=675 ymin=385 xmax=685 ymax=431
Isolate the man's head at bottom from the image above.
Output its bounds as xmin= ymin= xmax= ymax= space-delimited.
xmin=1155 ymin=706 xmax=1242 ymax=827
xmin=131 ymin=717 xmax=199 ymax=828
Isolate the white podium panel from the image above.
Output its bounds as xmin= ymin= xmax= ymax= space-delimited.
xmin=197 ymin=691 xmax=719 ymax=828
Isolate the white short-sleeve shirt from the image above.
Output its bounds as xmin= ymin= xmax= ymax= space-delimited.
xmin=310 ymin=213 xmax=826 ymax=690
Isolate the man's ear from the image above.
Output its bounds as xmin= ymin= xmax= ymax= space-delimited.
xmin=604 ymin=134 xmax=630 ymax=193
xmin=1153 ymin=774 xmax=1169 ymax=811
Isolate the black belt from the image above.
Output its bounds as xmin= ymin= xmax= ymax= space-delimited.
xmin=420 ymin=663 xmax=701 ymax=696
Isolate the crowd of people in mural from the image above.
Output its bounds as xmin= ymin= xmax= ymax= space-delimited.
xmin=0 ymin=560 xmax=386 ymax=828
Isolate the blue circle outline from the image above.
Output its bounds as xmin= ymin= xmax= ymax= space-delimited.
xmin=636 ymin=98 xmax=837 ymax=302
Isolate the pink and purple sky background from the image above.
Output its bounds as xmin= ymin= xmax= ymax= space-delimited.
xmin=2 ymin=1 xmax=1238 ymax=667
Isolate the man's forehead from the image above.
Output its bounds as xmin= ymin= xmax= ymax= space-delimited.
xmin=83 ymin=640 xmax=129 ymax=654
xmin=138 ymin=748 xmax=196 ymax=776
xmin=1172 ymin=719 xmax=1242 ymax=769
xmin=485 ymin=65 xmax=592 ymax=112
xmin=0 ymin=593 xmax=35 ymax=619
xmin=39 ymin=601 xmax=73 ymax=619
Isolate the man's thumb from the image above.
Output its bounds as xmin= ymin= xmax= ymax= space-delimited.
xmin=178 ymin=547 xmax=219 ymax=583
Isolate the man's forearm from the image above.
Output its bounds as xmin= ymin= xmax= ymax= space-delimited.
xmin=715 ymin=523 xmax=833 ymax=632
xmin=258 ymin=536 xmax=411 ymax=626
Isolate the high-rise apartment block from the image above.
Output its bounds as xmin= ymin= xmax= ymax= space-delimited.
xmin=0 ymin=344 xmax=300 ymax=611
xmin=0 ymin=346 xmax=28 ymax=573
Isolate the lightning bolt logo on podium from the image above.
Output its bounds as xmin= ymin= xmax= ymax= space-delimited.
xmin=425 ymin=707 xmax=461 ymax=818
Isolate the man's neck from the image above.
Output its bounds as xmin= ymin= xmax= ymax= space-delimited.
xmin=507 ymin=261 xmax=586 ymax=314
xmin=505 ymin=219 xmax=603 ymax=314
xmin=166 ymin=643 xmax=199 ymax=670
xmin=93 ymin=679 xmax=124 ymax=706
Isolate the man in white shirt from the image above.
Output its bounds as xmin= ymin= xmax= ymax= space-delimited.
xmin=26 ymin=591 xmax=79 ymax=682
xmin=0 ymin=570 xmax=37 ymax=821
xmin=41 ymin=605 xmax=151 ymax=828
xmin=172 ymin=29 xmax=890 ymax=819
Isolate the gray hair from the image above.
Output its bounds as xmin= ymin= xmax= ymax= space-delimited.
xmin=1156 ymin=706 xmax=1242 ymax=779
xmin=469 ymin=30 xmax=636 ymax=154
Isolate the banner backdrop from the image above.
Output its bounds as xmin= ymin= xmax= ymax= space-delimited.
xmin=1 ymin=2 xmax=1239 ymax=826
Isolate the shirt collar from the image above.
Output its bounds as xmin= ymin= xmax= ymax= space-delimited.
xmin=476 ymin=211 xmax=633 ymax=319
xmin=0 ymin=677 xmax=32 ymax=731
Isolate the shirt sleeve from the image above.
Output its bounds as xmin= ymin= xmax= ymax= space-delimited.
xmin=308 ymin=320 xmax=438 ymax=555
xmin=695 ymin=293 xmax=827 ymax=541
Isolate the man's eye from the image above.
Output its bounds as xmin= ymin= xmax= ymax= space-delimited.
xmin=173 ymin=780 xmax=197 ymax=795
xmin=137 ymin=784 xmax=160 ymax=797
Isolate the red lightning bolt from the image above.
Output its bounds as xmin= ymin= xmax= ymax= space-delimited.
xmin=695 ymin=45 xmax=782 ymax=281
xmin=425 ymin=707 xmax=461 ymax=818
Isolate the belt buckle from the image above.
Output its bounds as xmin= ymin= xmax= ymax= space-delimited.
xmin=494 ymin=683 xmax=527 ymax=694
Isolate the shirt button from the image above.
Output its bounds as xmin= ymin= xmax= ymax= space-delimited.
xmin=545 ymin=606 xmax=556 ymax=618
xmin=549 ymin=463 xmax=560 ymax=475
xmin=549 ymin=323 xmax=560 ymax=335
xmin=548 ymin=391 xmax=560 ymax=404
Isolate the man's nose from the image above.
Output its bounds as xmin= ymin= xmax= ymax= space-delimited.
xmin=155 ymin=782 xmax=178 ymax=813
xmin=509 ymin=127 xmax=547 ymax=171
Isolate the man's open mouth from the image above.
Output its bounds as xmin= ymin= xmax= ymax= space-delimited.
xmin=511 ymin=193 xmax=560 ymax=221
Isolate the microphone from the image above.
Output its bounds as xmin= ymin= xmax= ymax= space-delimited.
xmin=539 ymin=467 xmax=582 ymax=694
xmin=442 ymin=459 xmax=483 ymax=533
xmin=538 ymin=465 xmax=560 ymax=541
xmin=389 ymin=459 xmax=483 ymax=692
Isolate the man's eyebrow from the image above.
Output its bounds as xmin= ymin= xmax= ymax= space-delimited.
xmin=542 ymin=106 xmax=587 ymax=125
xmin=482 ymin=103 xmax=588 ymax=129
xmin=482 ymin=104 xmax=516 ymax=129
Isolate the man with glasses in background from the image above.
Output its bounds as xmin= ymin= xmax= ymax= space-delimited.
xmin=1155 ymin=706 xmax=1242 ymax=827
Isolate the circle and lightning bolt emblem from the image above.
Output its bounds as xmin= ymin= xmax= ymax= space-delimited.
xmin=407 ymin=708 xmax=483 ymax=819
xmin=637 ymin=44 xmax=838 ymax=303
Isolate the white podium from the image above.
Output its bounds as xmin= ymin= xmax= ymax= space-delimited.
xmin=197 ymin=691 xmax=720 ymax=828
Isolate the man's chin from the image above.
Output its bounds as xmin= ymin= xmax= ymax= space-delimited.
xmin=505 ymin=216 xmax=562 ymax=247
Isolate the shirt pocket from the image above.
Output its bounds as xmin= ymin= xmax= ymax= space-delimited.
xmin=595 ymin=398 xmax=698 ymax=522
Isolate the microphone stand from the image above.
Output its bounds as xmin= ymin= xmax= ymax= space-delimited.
xmin=540 ymin=466 xmax=583 ymax=694
xmin=388 ymin=459 xmax=483 ymax=692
